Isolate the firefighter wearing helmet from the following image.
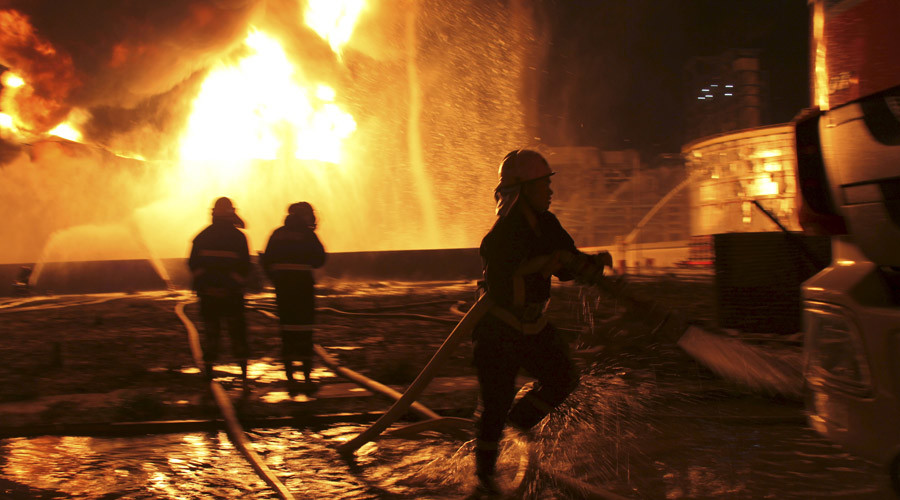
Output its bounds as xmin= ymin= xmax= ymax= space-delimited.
xmin=471 ymin=149 xmax=612 ymax=494
xmin=261 ymin=202 xmax=327 ymax=390
xmin=188 ymin=197 xmax=251 ymax=384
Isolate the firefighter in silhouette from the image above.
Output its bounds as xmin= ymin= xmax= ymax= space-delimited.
xmin=261 ymin=202 xmax=326 ymax=387
xmin=188 ymin=197 xmax=251 ymax=384
xmin=471 ymin=149 xmax=612 ymax=494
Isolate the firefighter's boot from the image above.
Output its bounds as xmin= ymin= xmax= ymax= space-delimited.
xmin=475 ymin=444 xmax=500 ymax=495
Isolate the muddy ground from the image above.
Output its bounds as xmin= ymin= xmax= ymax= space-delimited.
xmin=0 ymin=274 xmax=736 ymax=432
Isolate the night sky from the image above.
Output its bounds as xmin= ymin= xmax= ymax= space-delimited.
xmin=535 ymin=0 xmax=810 ymax=156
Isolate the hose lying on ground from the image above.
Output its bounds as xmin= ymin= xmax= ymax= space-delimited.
xmin=336 ymin=294 xmax=494 ymax=455
xmin=0 ymin=294 xmax=128 ymax=313
xmin=250 ymin=306 xmax=469 ymax=439
xmin=175 ymin=300 xmax=297 ymax=500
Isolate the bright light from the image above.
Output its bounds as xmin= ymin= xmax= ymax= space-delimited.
xmin=749 ymin=174 xmax=779 ymax=196
xmin=706 ymin=94 xmax=713 ymax=98
xmin=724 ymin=93 xmax=733 ymax=96
xmin=1 ymin=72 xmax=25 ymax=88
xmin=0 ymin=112 xmax=14 ymax=130
xmin=305 ymin=0 xmax=366 ymax=55
xmin=48 ymin=122 xmax=82 ymax=142
xmin=725 ymin=84 xmax=733 ymax=88
xmin=702 ymin=88 xmax=709 ymax=92
xmin=759 ymin=149 xmax=782 ymax=158
xmin=836 ymin=259 xmax=856 ymax=266
xmin=178 ymin=29 xmax=357 ymax=165
xmin=698 ymin=96 xmax=705 ymax=100
xmin=315 ymin=84 xmax=336 ymax=101
xmin=764 ymin=161 xmax=782 ymax=172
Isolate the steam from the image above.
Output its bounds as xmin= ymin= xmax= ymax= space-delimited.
xmin=0 ymin=0 xmax=266 ymax=150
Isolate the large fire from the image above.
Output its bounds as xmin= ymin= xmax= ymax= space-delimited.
xmin=0 ymin=0 xmax=535 ymax=265
xmin=305 ymin=0 xmax=366 ymax=57
xmin=178 ymin=29 xmax=357 ymax=172
xmin=168 ymin=3 xmax=364 ymax=258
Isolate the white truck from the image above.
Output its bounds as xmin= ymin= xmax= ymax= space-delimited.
xmin=795 ymin=0 xmax=900 ymax=493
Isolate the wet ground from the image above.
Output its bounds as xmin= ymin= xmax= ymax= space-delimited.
xmin=0 ymin=274 xmax=894 ymax=498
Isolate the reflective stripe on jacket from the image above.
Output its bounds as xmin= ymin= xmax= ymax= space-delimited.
xmin=262 ymin=219 xmax=326 ymax=284
xmin=188 ymin=217 xmax=250 ymax=294
xmin=478 ymin=207 xmax=578 ymax=333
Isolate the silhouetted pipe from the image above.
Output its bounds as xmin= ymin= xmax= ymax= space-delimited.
xmin=336 ymin=294 xmax=493 ymax=454
xmin=210 ymin=382 xmax=297 ymax=500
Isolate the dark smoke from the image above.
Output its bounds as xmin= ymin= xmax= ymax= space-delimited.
xmin=0 ymin=0 xmax=272 ymax=155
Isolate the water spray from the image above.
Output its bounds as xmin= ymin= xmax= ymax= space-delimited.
xmin=338 ymin=246 xmax=803 ymax=462
xmin=557 ymin=250 xmax=804 ymax=397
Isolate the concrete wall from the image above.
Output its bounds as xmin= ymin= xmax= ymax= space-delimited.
xmin=0 ymin=248 xmax=484 ymax=296
xmin=0 ymin=242 xmax=692 ymax=297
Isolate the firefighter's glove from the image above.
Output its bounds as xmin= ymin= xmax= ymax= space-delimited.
xmin=594 ymin=251 xmax=613 ymax=270
xmin=572 ymin=251 xmax=611 ymax=284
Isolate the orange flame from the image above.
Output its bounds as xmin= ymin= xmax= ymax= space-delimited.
xmin=178 ymin=29 xmax=356 ymax=168
xmin=0 ymin=9 xmax=80 ymax=133
xmin=48 ymin=122 xmax=82 ymax=142
xmin=304 ymin=0 xmax=366 ymax=57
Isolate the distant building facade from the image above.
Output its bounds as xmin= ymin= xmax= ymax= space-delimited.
xmin=682 ymin=123 xmax=800 ymax=237
xmin=684 ymin=49 xmax=769 ymax=143
xmin=546 ymin=147 xmax=690 ymax=248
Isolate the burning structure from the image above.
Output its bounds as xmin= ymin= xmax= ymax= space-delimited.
xmin=0 ymin=0 xmax=543 ymax=271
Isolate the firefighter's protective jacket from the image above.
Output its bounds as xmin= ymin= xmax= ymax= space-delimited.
xmin=261 ymin=214 xmax=326 ymax=284
xmin=188 ymin=216 xmax=251 ymax=296
xmin=479 ymin=206 xmax=577 ymax=330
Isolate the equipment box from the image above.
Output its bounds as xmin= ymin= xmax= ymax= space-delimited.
xmin=713 ymin=232 xmax=831 ymax=334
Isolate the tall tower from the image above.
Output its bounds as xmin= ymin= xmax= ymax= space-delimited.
xmin=683 ymin=49 xmax=768 ymax=142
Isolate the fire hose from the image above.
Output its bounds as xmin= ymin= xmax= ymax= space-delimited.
xmin=338 ymin=248 xmax=800 ymax=455
xmin=175 ymin=300 xmax=297 ymax=500
xmin=335 ymin=251 xmax=617 ymax=455
xmin=335 ymin=294 xmax=494 ymax=454
xmin=335 ymin=250 xmax=666 ymax=456
xmin=327 ymin=249 xmax=800 ymax=499
xmin=250 ymin=305 xmax=470 ymax=440
xmin=327 ymin=252 xmax=648 ymax=498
